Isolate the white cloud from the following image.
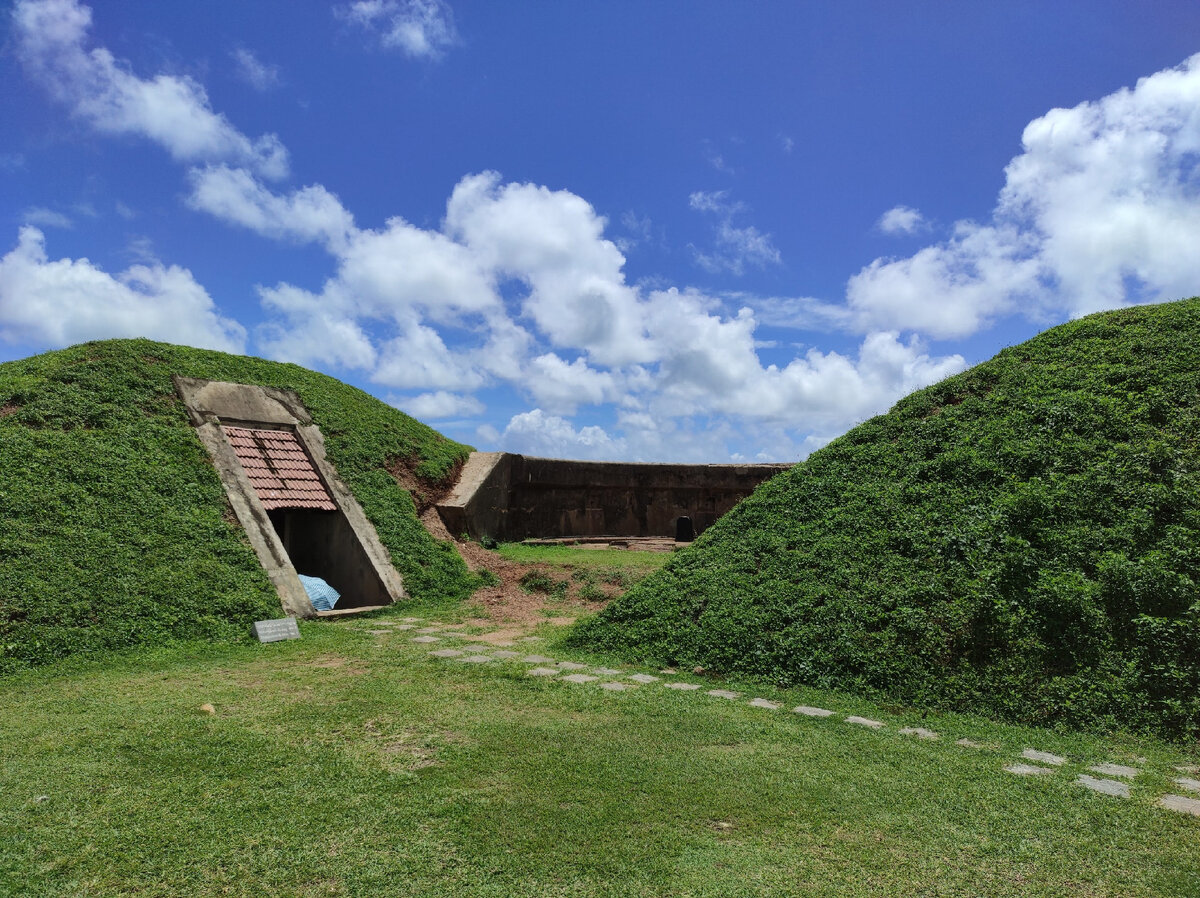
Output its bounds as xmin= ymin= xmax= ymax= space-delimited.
xmin=22 ymin=207 xmax=73 ymax=229
xmin=849 ymin=52 xmax=1200 ymax=338
xmin=231 ymin=48 xmax=281 ymax=92
xmin=14 ymin=0 xmax=288 ymax=178
xmin=877 ymin=205 xmax=926 ymax=236
xmin=501 ymin=409 xmax=625 ymax=460
xmin=338 ymin=0 xmax=458 ymax=59
xmin=187 ymin=165 xmax=356 ymax=253
xmin=0 ymin=226 xmax=245 ymax=352
xmin=524 ymin=353 xmax=619 ymax=415
xmin=688 ymin=190 xmax=780 ymax=275
xmin=255 ymin=281 xmax=376 ymax=371
xmin=394 ymin=390 xmax=484 ymax=420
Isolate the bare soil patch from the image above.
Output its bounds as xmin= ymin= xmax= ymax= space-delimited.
xmin=0 ymin=401 xmax=20 ymax=419
xmin=419 ymin=506 xmax=610 ymax=630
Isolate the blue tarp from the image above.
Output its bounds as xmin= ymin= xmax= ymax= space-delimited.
xmin=297 ymin=574 xmax=340 ymax=611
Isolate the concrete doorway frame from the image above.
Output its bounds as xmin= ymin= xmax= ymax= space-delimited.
xmin=174 ymin=376 xmax=406 ymax=618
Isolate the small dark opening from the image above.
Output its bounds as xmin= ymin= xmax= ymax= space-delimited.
xmin=675 ymin=515 xmax=696 ymax=542
xmin=268 ymin=507 xmax=391 ymax=610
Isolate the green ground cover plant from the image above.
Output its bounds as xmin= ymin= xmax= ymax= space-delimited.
xmin=573 ymin=298 xmax=1200 ymax=742
xmin=2 ymin=622 xmax=1197 ymax=897
xmin=0 ymin=339 xmax=478 ymax=674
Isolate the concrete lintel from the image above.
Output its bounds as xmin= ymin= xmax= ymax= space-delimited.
xmin=173 ymin=376 xmax=312 ymax=427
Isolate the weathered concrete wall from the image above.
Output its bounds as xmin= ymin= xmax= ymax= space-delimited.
xmin=438 ymin=452 xmax=791 ymax=542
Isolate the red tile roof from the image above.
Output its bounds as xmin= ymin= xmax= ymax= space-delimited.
xmin=222 ymin=426 xmax=337 ymax=511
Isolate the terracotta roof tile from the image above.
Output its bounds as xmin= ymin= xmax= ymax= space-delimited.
xmin=222 ymin=426 xmax=337 ymax=511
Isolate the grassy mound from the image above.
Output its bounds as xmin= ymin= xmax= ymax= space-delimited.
xmin=572 ymin=299 xmax=1200 ymax=741
xmin=0 ymin=339 xmax=476 ymax=674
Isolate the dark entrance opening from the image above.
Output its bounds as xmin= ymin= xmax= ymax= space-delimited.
xmin=267 ymin=508 xmax=392 ymax=611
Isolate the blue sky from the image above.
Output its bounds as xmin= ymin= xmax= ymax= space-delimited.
xmin=2 ymin=0 xmax=1199 ymax=461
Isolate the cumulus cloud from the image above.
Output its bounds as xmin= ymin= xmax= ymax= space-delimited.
xmin=338 ymin=0 xmax=458 ymax=59
xmin=394 ymin=390 xmax=484 ymax=420
xmin=187 ymin=165 xmax=356 ymax=253
xmin=524 ymin=353 xmax=619 ymax=415
xmin=231 ymin=47 xmax=281 ymax=92
xmin=0 ymin=226 xmax=245 ymax=352
xmin=849 ymin=52 xmax=1200 ymax=338
xmin=877 ymin=205 xmax=926 ymax=235
xmin=688 ymin=190 xmax=781 ymax=275
xmin=13 ymin=0 xmax=288 ymax=178
xmin=501 ymin=409 xmax=625 ymax=460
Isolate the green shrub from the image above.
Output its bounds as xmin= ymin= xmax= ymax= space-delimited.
xmin=572 ymin=298 xmax=1200 ymax=741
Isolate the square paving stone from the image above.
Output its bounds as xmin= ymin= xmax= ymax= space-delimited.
xmin=749 ymin=698 xmax=781 ymax=710
xmin=428 ymin=649 xmax=464 ymax=658
xmin=599 ymin=682 xmax=634 ymax=691
xmin=707 ymin=690 xmax=740 ymax=699
xmin=366 ymin=629 xmax=391 ymax=636
xmin=1174 ymin=777 xmax=1200 ymax=793
xmin=522 ymin=655 xmax=555 ymax=664
xmin=793 ymin=706 xmax=835 ymax=717
xmin=1158 ymin=794 xmax=1200 ymax=816
xmin=491 ymin=651 xmax=521 ymax=660
xmin=561 ymin=673 xmax=598 ymax=684
xmin=591 ymin=667 xmax=623 ymax=676
xmin=1005 ymin=763 xmax=1056 ymax=776
xmin=1022 ymin=749 xmax=1067 ymax=766
xmin=628 ymin=673 xmax=660 ymax=684
xmin=444 ymin=632 xmax=471 ymax=638
xmin=1175 ymin=765 xmax=1200 ymax=774
xmin=459 ymin=655 xmax=492 ymax=664
xmin=664 ymin=683 xmax=702 ymax=691
xmin=1076 ymin=775 xmax=1130 ymax=797
xmin=369 ymin=621 xmax=397 ymax=626
xmin=899 ymin=727 xmax=938 ymax=740
xmin=557 ymin=661 xmax=589 ymax=671
xmin=1089 ymin=763 xmax=1139 ymax=779
xmin=956 ymin=738 xmax=985 ymax=748
xmin=845 ymin=716 xmax=884 ymax=729
xmin=526 ymin=667 xmax=558 ymax=677
xmin=415 ymin=626 xmax=443 ymax=634
xmin=395 ymin=624 xmax=417 ymax=630
xmin=401 ymin=617 xmax=423 ymax=623
xmin=411 ymin=636 xmax=440 ymax=643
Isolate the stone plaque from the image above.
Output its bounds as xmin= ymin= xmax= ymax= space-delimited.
xmin=252 ymin=618 xmax=301 ymax=643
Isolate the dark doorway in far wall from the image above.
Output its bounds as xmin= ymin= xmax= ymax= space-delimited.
xmin=267 ymin=507 xmax=393 ymax=610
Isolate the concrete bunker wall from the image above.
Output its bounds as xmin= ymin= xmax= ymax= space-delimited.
xmin=438 ymin=452 xmax=790 ymax=542
xmin=174 ymin=377 xmax=406 ymax=618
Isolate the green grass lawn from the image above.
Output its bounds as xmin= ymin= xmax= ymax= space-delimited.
xmin=3 ymin=614 xmax=1198 ymax=897
xmin=496 ymin=542 xmax=673 ymax=576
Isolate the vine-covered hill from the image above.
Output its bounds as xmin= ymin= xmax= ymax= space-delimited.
xmin=0 ymin=339 xmax=476 ymax=674
xmin=573 ymin=299 xmax=1200 ymax=740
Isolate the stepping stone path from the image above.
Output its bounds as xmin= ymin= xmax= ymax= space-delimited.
xmin=366 ymin=629 xmax=391 ymax=636
xmin=1005 ymin=763 xmax=1056 ymax=777
xmin=1089 ymin=763 xmax=1139 ymax=779
xmin=1022 ymin=749 xmax=1066 ymax=766
xmin=749 ymin=698 xmax=781 ymax=710
xmin=397 ymin=615 xmax=1200 ymax=822
xmin=1077 ymin=775 xmax=1130 ymax=798
xmin=794 ymin=706 xmax=834 ymax=718
xmin=845 ymin=716 xmax=884 ymax=729
xmin=1158 ymin=794 xmax=1200 ymax=817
